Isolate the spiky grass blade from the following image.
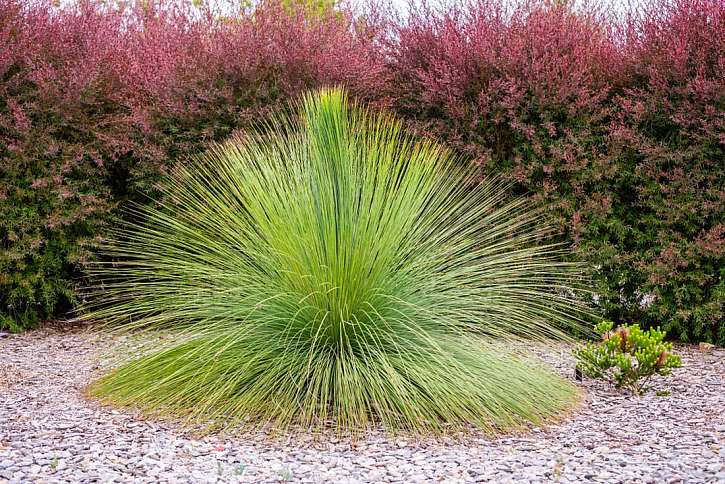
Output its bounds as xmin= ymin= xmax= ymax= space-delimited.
xmin=85 ymin=88 xmax=588 ymax=434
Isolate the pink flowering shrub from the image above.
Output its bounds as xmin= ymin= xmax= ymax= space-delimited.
xmin=384 ymin=0 xmax=724 ymax=344
xmin=0 ymin=0 xmax=387 ymax=330
xmin=603 ymin=0 xmax=724 ymax=343
xmin=1 ymin=0 xmax=722 ymax=343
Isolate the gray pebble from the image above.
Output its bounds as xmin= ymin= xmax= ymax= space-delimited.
xmin=1 ymin=330 xmax=723 ymax=483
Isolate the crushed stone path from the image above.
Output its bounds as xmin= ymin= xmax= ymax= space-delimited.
xmin=1 ymin=328 xmax=723 ymax=483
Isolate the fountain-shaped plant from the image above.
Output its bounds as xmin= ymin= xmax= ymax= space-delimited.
xmin=87 ymin=88 xmax=588 ymax=434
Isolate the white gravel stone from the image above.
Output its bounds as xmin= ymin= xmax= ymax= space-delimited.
xmin=1 ymin=327 xmax=723 ymax=483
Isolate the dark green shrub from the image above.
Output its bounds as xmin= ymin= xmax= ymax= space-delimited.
xmin=1 ymin=0 xmax=722 ymax=345
xmin=387 ymin=0 xmax=724 ymax=344
xmin=0 ymin=0 xmax=385 ymax=331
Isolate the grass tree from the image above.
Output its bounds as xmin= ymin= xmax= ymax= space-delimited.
xmin=86 ymin=88 xmax=589 ymax=434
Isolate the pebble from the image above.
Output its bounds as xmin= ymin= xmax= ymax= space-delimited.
xmin=1 ymin=328 xmax=723 ymax=483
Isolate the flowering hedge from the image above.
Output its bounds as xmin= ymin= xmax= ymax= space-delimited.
xmin=384 ymin=0 xmax=724 ymax=344
xmin=0 ymin=0 xmax=386 ymax=330
xmin=1 ymin=0 xmax=722 ymax=344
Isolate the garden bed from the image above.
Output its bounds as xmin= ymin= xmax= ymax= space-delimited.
xmin=1 ymin=328 xmax=723 ymax=483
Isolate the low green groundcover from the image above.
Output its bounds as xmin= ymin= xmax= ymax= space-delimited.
xmin=86 ymin=89 xmax=588 ymax=434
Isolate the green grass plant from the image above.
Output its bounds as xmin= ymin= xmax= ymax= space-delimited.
xmin=86 ymin=88 xmax=589 ymax=434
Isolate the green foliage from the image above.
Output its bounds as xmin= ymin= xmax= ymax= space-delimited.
xmin=388 ymin=0 xmax=725 ymax=345
xmin=0 ymin=0 xmax=384 ymax=332
xmin=3 ymin=0 xmax=722 ymax=345
xmin=85 ymin=88 xmax=589 ymax=434
xmin=574 ymin=321 xmax=682 ymax=395
xmin=278 ymin=0 xmax=336 ymax=17
xmin=0 ymin=114 xmax=110 ymax=333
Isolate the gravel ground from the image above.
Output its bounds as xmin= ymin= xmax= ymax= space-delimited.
xmin=1 ymin=328 xmax=723 ymax=483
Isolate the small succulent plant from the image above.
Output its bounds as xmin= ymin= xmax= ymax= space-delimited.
xmin=574 ymin=321 xmax=682 ymax=395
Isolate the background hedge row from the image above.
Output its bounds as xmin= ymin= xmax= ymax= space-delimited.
xmin=1 ymin=0 xmax=722 ymax=343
